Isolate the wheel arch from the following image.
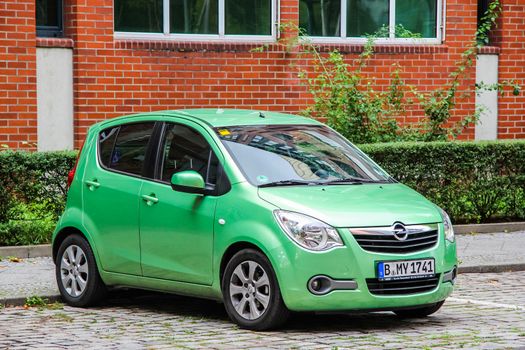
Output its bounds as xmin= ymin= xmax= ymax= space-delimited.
xmin=219 ymin=241 xmax=267 ymax=284
xmin=52 ymin=226 xmax=95 ymax=262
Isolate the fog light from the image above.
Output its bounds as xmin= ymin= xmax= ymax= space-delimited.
xmin=311 ymin=278 xmax=321 ymax=291
xmin=308 ymin=275 xmax=358 ymax=295
xmin=308 ymin=276 xmax=332 ymax=295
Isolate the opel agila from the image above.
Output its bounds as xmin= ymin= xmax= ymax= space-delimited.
xmin=53 ymin=109 xmax=457 ymax=330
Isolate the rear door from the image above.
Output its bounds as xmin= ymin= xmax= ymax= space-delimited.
xmin=139 ymin=121 xmax=223 ymax=284
xmin=82 ymin=121 xmax=156 ymax=276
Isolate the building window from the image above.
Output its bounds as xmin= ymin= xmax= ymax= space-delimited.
xmin=114 ymin=0 xmax=275 ymax=40
xmin=299 ymin=0 xmax=442 ymax=42
xmin=114 ymin=0 xmax=164 ymax=33
xmin=36 ymin=0 xmax=63 ymax=37
xmin=477 ymin=0 xmax=491 ymax=44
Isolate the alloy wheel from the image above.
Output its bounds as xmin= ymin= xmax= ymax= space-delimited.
xmin=229 ymin=260 xmax=271 ymax=320
xmin=60 ymin=245 xmax=89 ymax=297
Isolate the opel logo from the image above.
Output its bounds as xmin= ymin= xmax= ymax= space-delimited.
xmin=392 ymin=222 xmax=408 ymax=241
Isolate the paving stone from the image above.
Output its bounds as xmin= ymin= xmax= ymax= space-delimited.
xmin=0 ymin=271 xmax=525 ymax=348
xmin=2 ymin=232 xmax=525 ymax=348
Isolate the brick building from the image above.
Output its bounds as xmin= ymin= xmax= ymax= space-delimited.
xmin=0 ymin=0 xmax=523 ymax=150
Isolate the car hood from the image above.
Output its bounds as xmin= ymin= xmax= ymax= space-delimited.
xmin=258 ymin=183 xmax=441 ymax=227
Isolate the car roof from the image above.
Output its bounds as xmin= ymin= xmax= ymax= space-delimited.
xmin=98 ymin=108 xmax=321 ymax=129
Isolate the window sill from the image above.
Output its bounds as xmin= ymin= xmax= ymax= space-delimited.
xmin=114 ymin=39 xmax=271 ymax=53
xmin=36 ymin=37 xmax=74 ymax=48
xmin=313 ymin=42 xmax=448 ymax=54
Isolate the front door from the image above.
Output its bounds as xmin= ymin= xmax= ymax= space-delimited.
xmin=139 ymin=122 xmax=219 ymax=284
xmin=82 ymin=122 xmax=155 ymax=275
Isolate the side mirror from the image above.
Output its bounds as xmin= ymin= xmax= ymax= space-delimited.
xmin=171 ymin=170 xmax=206 ymax=195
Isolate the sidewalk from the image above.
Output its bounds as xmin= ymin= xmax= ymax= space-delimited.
xmin=1 ymin=230 xmax=524 ymax=306
xmin=456 ymin=230 xmax=525 ymax=273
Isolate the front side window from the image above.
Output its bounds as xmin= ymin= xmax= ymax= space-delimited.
xmin=159 ymin=123 xmax=218 ymax=187
xmin=299 ymin=0 xmax=440 ymax=41
xmin=215 ymin=124 xmax=391 ymax=186
xmin=98 ymin=122 xmax=155 ymax=176
xmin=36 ymin=0 xmax=63 ymax=37
xmin=115 ymin=0 xmax=274 ymax=38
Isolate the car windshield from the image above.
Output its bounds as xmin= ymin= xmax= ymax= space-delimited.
xmin=214 ymin=124 xmax=391 ymax=187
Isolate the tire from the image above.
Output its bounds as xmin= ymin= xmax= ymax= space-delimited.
xmin=394 ymin=300 xmax=445 ymax=318
xmin=55 ymin=234 xmax=107 ymax=307
xmin=221 ymin=249 xmax=290 ymax=330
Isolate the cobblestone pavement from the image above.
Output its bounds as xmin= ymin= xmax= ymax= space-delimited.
xmin=0 ymin=257 xmax=56 ymax=301
xmin=1 ymin=272 xmax=524 ymax=349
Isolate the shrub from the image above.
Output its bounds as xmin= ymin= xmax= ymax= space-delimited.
xmin=0 ymin=202 xmax=57 ymax=246
xmin=360 ymin=140 xmax=525 ymax=223
xmin=0 ymin=142 xmax=524 ymax=246
xmin=0 ymin=151 xmax=77 ymax=246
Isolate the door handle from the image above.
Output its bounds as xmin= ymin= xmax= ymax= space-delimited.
xmin=141 ymin=194 xmax=159 ymax=206
xmin=85 ymin=179 xmax=100 ymax=191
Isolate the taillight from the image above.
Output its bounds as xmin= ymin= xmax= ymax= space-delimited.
xmin=67 ymin=140 xmax=86 ymax=190
xmin=66 ymin=163 xmax=78 ymax=189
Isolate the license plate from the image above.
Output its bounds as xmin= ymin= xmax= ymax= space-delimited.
xmin=377 ymin=259 xmax=435 ymax=281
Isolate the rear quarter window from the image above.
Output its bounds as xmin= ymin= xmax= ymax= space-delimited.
xmin=98 ymin=122 xmax=155 ymax=176
xmin=99 ymin=127 xmax=119 ymax=167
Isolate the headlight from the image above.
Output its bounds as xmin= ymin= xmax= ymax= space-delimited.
xmin=440 ymin=209 xmax=455 ymax=242
xmin=274 ymin=210 xmax=343 ymax=251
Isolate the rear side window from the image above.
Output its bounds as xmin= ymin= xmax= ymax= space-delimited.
xmin=98 ymin=122 xmax=155 ymax=176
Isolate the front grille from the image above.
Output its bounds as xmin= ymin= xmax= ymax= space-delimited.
xmin=350 ymin=224 xmax=439 ymax=253
xmin=366 ymin=274 xmax=441 ymax=295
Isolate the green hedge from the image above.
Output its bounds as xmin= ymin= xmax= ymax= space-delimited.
xmin=0 ymin=151 xmax=77 ymax=246
xmin=0 ymin=141 xmax=524 ymax=245
xmin=360 ymin=141 xmax=525 ymax=223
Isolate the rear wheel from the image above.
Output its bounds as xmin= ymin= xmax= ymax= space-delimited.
xmin=222 ymin=249 xmax=290 ymax=330
xmin=394 ymin=301 xmax=445 ymax=318
xmin=55 ymin=234 xmax=107 ymax=307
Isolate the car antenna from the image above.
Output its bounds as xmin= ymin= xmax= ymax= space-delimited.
xmin=259 ymin=112 xmax=266 ymax=118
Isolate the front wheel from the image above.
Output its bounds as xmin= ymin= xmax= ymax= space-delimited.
xmin=222 ymin=249 xmax=290 ymax=330
xmin=55 ymin=234 xmax=107 ymax=307
xmin=394 ymin=301 xmax=445 ymax=318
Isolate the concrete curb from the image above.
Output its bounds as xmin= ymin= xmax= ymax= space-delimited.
xmin=458 ymin=263 xmax=525 ymax=274
xmin=454 ymin=222 xmax=525 ymax=234
xmin=0 ymin=294 xmax=61 ymax=307
xmin=0 ymin=244 xmax=51 ymax=259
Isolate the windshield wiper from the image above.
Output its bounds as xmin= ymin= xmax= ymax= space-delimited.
xmin=320 ymin=177 xmax=383 ymax=185
xmin=258 ymin=179 xmax=318 ymax=188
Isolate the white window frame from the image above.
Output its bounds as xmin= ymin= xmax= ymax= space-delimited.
xmin=114 ymin=0 xmax=279 ymax=42
xmin=305 ymin=0 xmax=444 ymax=44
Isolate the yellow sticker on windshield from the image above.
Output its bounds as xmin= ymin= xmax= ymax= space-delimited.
xmin=218 ymin=129 xmax=231 ymax=136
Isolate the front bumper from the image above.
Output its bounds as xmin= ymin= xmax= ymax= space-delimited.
xmin=274 ymin=224 xmax=457 ymax=312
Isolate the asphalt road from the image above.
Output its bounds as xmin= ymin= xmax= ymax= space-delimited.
xmin=1 ymin=271 xmax=524 ymax=349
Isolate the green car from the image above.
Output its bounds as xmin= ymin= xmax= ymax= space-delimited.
xmin=53 ymin=109 xmax=457 ymax=330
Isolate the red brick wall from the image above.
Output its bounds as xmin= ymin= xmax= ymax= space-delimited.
xmin=0 ymin=0 xmax=37 ymax=149
xmin=1 ymin=0 xmax=524 ymax=148
xmin=494 ymin=0 xmax=525 ymax=139
xmin=66 ymin=0 xmax=482 ymax=147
